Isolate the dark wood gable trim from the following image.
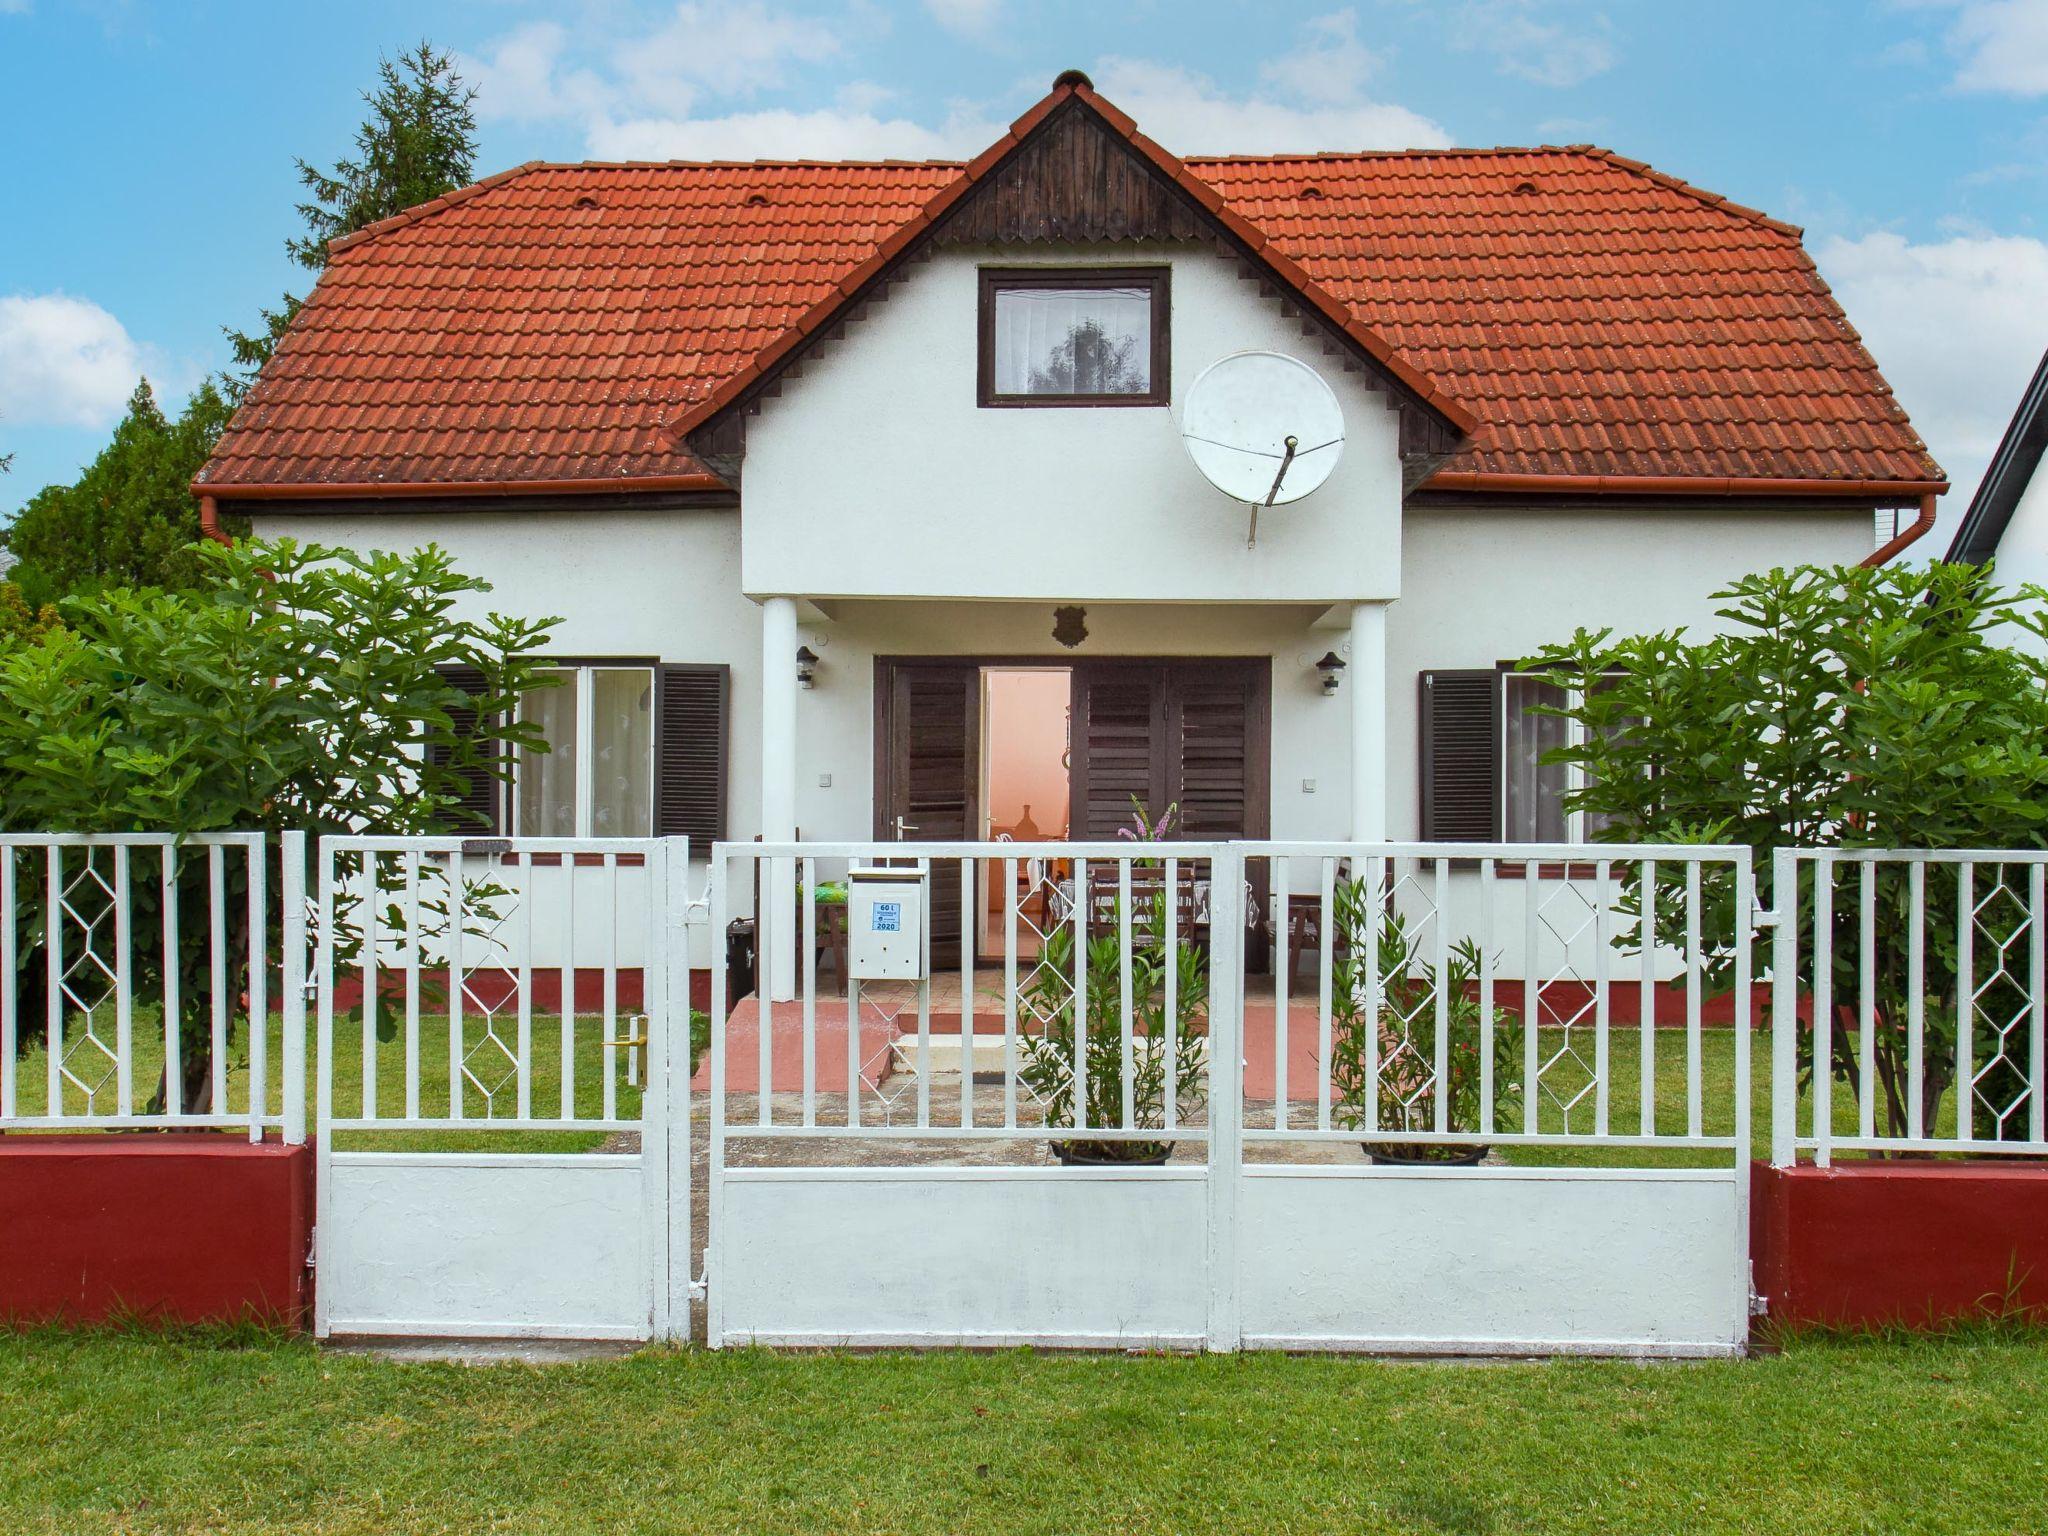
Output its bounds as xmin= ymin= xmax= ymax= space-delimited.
xmin=680 ymin=90 xmax=1469 ymax=489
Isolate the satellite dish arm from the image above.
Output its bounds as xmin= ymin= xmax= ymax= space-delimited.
xmin=1248 ymin=434 xmax=1299 ymax=549
xmin=1262 ymin=435 xmax=1300 ymax=509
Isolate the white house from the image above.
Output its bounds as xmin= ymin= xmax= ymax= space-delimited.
xmin=197 ymin=74 xmax=1944 ymax=982
xmin=1946 ymin=347 xmax=2048 ymax=618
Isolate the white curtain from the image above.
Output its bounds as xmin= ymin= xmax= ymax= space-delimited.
xmin=517 ymin=670 xmax=579 ymax=836
xmin=590 ymin=667 xmax=653 ymax=837
xmin=1502 ymin=674 xmax=1569 ymax=842
xmin=992 ymin=285 xmax=1151 ymax=395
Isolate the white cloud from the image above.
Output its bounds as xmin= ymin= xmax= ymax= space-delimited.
xmin=923 ymin=0 xmax=1000 ymax=39
xmin=1939 ymin=0 xmax=2048 ymax=94
xmin=0 ymin=293 xmax=163 ymax=430
xmin=463 ymin=3 xmax=842 ymax=129
xmin=1451 ymin=1 xmax=1616 ymax=88
xmin=1814 ymin=230 xmax=2048 ymax=531
xmin=1258 ymin=9 xmax=1383 ymax=107
xmin=460 ymin=22 xmax=587 ymax=125
xmin=587 ymin=103 xmax=1001 ymax=160
xmin=464 ymin=3 xmax=1451 ymax=160
xmin=616 ymin=1 xmax=840 ymax=115
xmin=1092 ymin=57 xmax=1450 ymax=154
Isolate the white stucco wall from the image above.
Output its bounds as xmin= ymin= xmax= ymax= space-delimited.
xmin=1983 ymin=469 xmax=2048 ymax=654
xmin=253 ymin=496 xmax=1875 ymax=863
xmin=1387 ymin=502 xmax=1874 ymax=839
xmin=738 ymin=243 xmax=1407 ymax=603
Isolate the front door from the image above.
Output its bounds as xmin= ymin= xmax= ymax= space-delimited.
xmin=876 ymin=661 xmax=980 ymax=964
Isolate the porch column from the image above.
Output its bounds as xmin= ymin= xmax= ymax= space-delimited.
xmin=1349 ymin=600 xmax=1388 ymax=843
xmin=761 ymin=595 xmax=799 ymax=1001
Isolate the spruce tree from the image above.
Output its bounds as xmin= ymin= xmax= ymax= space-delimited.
xmin=225 ymin=41 xmax=478 ymax=382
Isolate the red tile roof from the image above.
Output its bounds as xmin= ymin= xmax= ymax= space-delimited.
xmin=200 ymin=96 xmax=1942 ymax=497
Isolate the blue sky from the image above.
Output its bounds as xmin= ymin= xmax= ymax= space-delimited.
xmin=4 ymin=0 xmax=2047 ymax=549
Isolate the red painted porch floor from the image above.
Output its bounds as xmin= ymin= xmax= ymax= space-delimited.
xmin=700 ymin=968 xmax=1341 ymax=1101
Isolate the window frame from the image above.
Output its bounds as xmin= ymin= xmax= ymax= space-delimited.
xmin=512 ymin=656 xmax=659 ymax=840
xmin=1496 ymin=664 xmax=1628 ymax=845
xmin=976 ymin=266 xmax=1172 ymax=409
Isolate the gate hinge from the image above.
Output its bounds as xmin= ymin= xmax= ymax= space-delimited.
xmin=306 ymin=1225 xmax=318 ymax=1270
xmin=1752 ymin=901 xmax=1785 ymax=931
xmin=1750 ymin=1291 xmax=1769 ymax=1317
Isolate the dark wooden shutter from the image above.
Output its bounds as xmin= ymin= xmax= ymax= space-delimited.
xmin=1072 ymin=661 xmax=1270 ymax=840
xmin=430 ymin=664 xmax=503 ymax=834
xmin=657 ymin=664 xmax=729 ymax=847
xmin=1071 ymin=665 xmax=1165 ymax=837
xmin=1419 ymin=669 xmax=1500 ymax=841
xmin=1172 ymin=668 xmax=1262 ymax=839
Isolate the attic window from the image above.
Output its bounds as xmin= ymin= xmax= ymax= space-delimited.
xmin=978 ymin=267 xmax=1170 ymax=408
xmin=1512 ymin=179 xmax=1539 ymax=195
xmin=572 ymin=195 xmax=601 ymax=211
xmin=1297 ymin=185 xmax=1326 ymax=200
xmin=744 ymin=192 xmax=772 ymax=207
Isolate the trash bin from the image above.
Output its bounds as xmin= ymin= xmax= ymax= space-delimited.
xmin=724 ymin=917 xmax=756 ymax=1012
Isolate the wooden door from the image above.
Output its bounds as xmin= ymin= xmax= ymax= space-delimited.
xmin=875 ymin=661 xmax=980 ymax=965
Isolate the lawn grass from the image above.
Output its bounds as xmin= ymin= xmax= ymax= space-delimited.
xmin=1 ymin=1328 xmax=2043 ymax=1535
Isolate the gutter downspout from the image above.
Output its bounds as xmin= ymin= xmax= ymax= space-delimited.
xmin=197 ymin=494 xmax=232 ymax=546
xmin=1862 ymin=493 xmax=1939 ymax=568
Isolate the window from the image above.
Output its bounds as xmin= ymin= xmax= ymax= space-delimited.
xmin=1419 ymin=668 xmax=1631 ymax=843
xmin=433 ymin=661 xmax=728 ymax=842
xmin=516 ymin=664 xmax=655 ymax=837
xmin=978 ymin=268 xmax=1169 ymax=406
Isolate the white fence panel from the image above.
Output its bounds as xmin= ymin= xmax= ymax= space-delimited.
xmin=1773 ymin=847 xmax=2048 ymax=1165
xmin=313 ymin=835 xmax=689 ymax=1342
xmin=707 ymin=839 xmax=1236 ymax=1350
xmin=0 ymin=832 xmax=281 ymax=1138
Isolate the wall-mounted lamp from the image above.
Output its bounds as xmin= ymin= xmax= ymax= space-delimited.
xmin=795 ymin=645 xmax=820 ymax=689
xmin=1315 ymin=651 xmax=1347 ymax=695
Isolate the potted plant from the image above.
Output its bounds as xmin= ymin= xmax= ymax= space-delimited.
xmin=1325 ymin=879 xmax=1523 ymax=1164
xmin=1017 ymin=890 xmax=1209 ymax=1163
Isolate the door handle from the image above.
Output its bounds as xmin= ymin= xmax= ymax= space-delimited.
xmin=893 ymin=816 xmax=919 ymax=839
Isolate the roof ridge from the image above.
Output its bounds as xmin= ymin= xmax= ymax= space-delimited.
xmin=1185 ymin=145 xmax=1588 ymax=164
xmin=326 ymin=161 xmax=550 ymax=258
xmin=528 ymin=157 xmax=967 ymax=171
xmin=1569 ymin=145 xmax=1804 ymax=239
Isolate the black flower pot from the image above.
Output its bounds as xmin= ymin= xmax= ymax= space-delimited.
xmin=1364 ymin=1142 xmax=1489 ymax=1167
xmin=1053 ymin=1140 xmax=1173 ymax=1167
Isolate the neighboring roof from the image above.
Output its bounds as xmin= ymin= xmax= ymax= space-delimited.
xmin=198 ymin=79 xmax=1944 ymax=500
xmin=1946 ymin=347 xmax=2048 ymax=565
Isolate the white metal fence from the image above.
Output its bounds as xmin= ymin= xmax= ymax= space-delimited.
xmin=1772 ymin=847 xmax=2048 ymax=1165
xmin=0 ymin=831 xmax=288 ymax=1138
xmin=13 ymin=824 xmax=2048 ymax=1349
xmin=707 ymin=839 xmax=1756 ymax=1354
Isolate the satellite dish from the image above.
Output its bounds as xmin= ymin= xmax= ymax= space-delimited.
xmin=1180 ymin=351 xmax=1346 ymax=547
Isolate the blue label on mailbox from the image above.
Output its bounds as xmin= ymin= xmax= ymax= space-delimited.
xmin=872 ymin=901 xmax=902 ymax=933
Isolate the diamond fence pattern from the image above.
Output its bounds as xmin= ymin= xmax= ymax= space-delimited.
xmin=1966 ymin=867 xmax=2037 ymax=1139
xmin=54 ymin=850 xmax=123 ymax=1115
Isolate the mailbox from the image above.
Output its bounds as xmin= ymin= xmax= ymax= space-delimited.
xmin=848 ymin=867 xmax=928 ymax=980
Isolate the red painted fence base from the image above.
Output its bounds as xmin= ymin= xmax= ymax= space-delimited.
xmin=0 ymin=1135 xmax=313 ymax=1330
xmin=1751 ymin=1159 xmax=2048 ymax=1330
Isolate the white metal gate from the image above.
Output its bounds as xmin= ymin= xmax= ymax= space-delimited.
xmin=705 ymin=840 xmax=1755 ymax=1355
xmin=312 ymin=835 xmax=692 ymax=1341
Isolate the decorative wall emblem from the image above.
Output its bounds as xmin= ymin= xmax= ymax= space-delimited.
xmin=1052 ymin=605 xmax=1089 ymax=648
